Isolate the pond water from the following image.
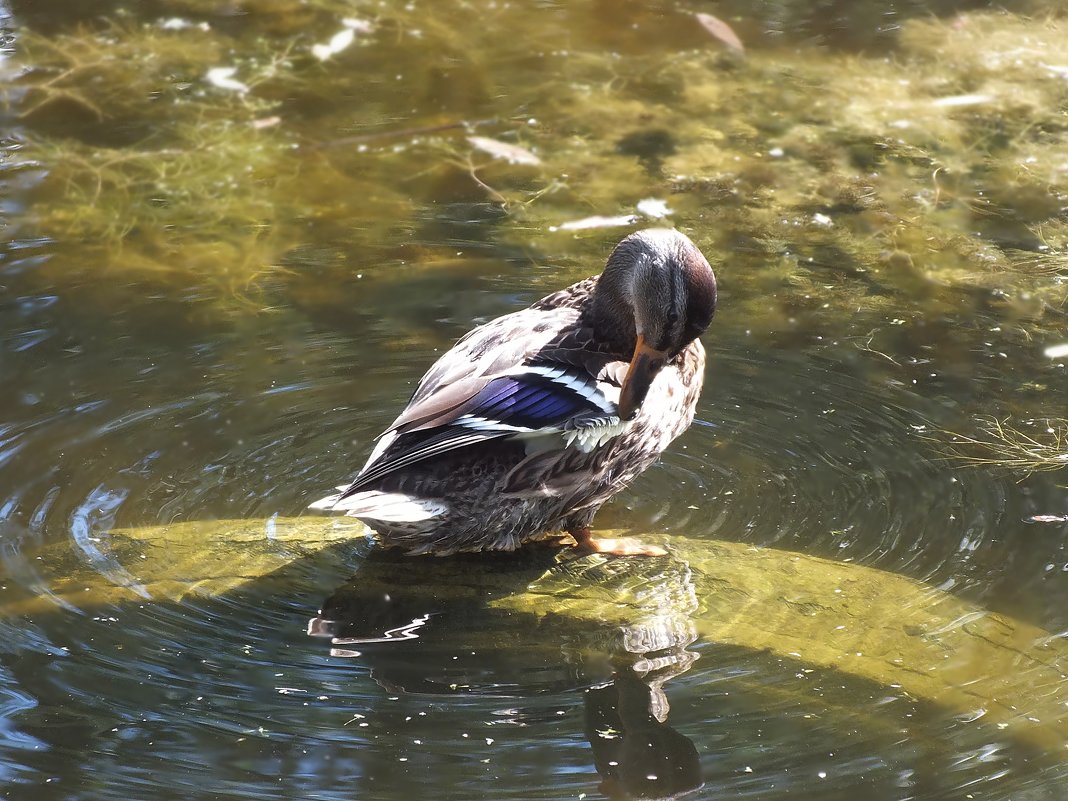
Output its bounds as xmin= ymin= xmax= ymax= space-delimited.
xmin=2 ymin=0 xmax=1068 ymax=798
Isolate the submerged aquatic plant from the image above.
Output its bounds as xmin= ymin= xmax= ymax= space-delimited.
xmin=936 ymin=417 xmax=1068 ymax=475
xmin=4 ymin=1 xmax=1068 ymax=338
xmin=1003 ymin=222 xmax=1068 ymax=277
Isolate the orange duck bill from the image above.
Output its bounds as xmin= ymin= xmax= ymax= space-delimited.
xmin=617 ymin=334 xmax=669 ymax=420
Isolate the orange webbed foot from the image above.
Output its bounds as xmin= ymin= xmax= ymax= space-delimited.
xmin=569 ymin=527 xmax=668 ymax=557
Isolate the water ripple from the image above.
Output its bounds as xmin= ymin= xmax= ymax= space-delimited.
xmin=622 ymin=346 xmax=1011 ymax=593
xmin=0 ymin=309 xmax=1060 ymax=799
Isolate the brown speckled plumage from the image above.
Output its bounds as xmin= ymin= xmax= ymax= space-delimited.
xmin=310 ymin=229 xmax=717 ymax=555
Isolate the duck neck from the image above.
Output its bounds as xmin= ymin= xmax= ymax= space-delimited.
xmin=589 ymin=269 xmax=638 ymax=357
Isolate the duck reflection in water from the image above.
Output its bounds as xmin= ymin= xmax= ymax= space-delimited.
xmin=308 ymin=548 xmax=702 ymax=800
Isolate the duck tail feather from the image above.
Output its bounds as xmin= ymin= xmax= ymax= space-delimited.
xmin=312 ymin=489 xmax=449 ymax=524
xmin=308 ymin=492 xmax=343 ymax=510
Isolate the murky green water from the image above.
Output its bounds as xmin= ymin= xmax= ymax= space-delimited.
xmin=2 ymin=0 xmax=1068 ymax=798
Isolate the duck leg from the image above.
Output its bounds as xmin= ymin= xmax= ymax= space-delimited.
xmin=569 ymin=526 xmax=668 ymax=557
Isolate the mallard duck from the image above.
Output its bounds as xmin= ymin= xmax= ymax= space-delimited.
xmin=310 ymin=229 xmax=717 ymax=556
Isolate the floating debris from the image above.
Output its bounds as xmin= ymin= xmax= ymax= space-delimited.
xmin=205 ymin=67 xmax=249 ymax=94
xmin=251 ymin=116 xmax=282 ymax=130
xmin=467 ymin=136 xmax=541 ymax=166
xmin=930 ymin=94 xmax=994 ymax=108
xmin=636 ymin=198 xmax=673 ymax=219
xmin=694 ymin=13 xmax=745 ymax=55
xmin=342 ymin=18 xmax=374 ymax=34
xmin=312 ymin=28 xmax=355 ymax=61
xmin=549 ymin=215 xmax=637 ymax=232
xmin=159 ymin=18 xmax=208 ymax=31
xmin=1044 ymin=343 xmax=1068 ymax=360
xmin=312 ymin=18 xmax=373 ymax=61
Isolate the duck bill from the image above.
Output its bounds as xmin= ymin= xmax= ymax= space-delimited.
xmin=617 ymin=336 xmax=668 ymax=421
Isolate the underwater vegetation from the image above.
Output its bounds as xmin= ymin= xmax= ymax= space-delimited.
xmin=936 ymin=416 xmax=1068 ymax=475
xmin=2 ymin=0 xmax=1067 ymax=468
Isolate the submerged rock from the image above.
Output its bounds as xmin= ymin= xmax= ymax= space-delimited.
xmin=7 ymin=515 xmax=1068 ymax=759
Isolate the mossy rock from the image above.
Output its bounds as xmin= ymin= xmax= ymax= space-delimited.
xmin=8 ymin=516 xmax=1067 ymax=757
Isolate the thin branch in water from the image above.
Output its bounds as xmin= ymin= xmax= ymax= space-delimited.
xmin=853 ymin=330 xmax=900 ymax=365
xmin=461 ymin=154 xmax=508 ymax=206
xmin=313 ymin=118 xmax=500 ymax=149
xmin=926 ymin=416 xmax=1068 ymax=476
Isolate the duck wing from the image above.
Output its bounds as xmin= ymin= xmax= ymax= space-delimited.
xmin=336 ymin=306 xmax=624 ymax=498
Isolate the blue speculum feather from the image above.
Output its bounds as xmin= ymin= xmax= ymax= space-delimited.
xmin=475 ymin=379 xmax=518 ymax=408
xmin=469 ymin=374 xmax=596 ymax=429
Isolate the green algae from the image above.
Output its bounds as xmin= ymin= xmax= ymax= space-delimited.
xmin=4 ymin=2 xmax=1068 ymax=437
xmin=8 ymin=8 xmax=1068 ymax=289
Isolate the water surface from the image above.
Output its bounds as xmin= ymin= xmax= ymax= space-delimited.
xmin=1 ymin=0 xmax=1067 ymax=798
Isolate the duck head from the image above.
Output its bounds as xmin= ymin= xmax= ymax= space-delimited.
xmin=592 ymin=229 xmax=717 ymax=420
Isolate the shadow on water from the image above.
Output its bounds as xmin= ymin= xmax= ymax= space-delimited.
xmin=0 ymin=503 xmax=700 ymax=798
xmin=309 ymin=548 xmax=703 ymax=800
xmin=0 ymin=534 xmax=709 ymax=800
